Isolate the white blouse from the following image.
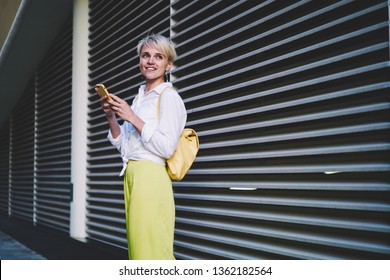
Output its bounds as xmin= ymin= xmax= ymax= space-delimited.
xmin=108 ymin=82 xmax=187 ymax=176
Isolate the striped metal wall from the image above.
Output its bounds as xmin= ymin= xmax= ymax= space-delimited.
xmin=0 ymin=121 xmax=10 ymax=213
xmin=8 ymin=81 xmax=35 ymax=222
xmin=87 ymin=0 xmax=390 ymax=259
xmin=0 ymin=19 xmax=73 ymax=232
xmin=34 ymin=20 xmax=73 ymax=231
xmin=171 ymin=0 xmax=390 ymax=259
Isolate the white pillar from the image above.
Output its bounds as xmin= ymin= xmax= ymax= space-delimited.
xmin=70 ymin=0 xmax=89 ymax=242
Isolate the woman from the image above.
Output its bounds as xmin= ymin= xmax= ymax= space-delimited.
xmin=99 ymin=34 xmax=187 ymax=260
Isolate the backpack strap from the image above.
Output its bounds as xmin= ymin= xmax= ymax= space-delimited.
xmin=156 ymin=86 xmax=172 ymax=119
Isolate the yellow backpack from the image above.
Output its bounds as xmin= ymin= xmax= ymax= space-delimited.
xmin=157 ymin=87 xmax=199 ymax=181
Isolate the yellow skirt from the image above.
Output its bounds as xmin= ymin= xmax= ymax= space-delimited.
xmin=124 ymin=160 xmax=175 ymax=260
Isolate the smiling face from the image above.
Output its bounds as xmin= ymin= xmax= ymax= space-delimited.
xmin=139 ymin=45 xmax=173 ymax=90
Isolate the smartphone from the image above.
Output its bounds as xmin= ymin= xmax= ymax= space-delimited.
xmin=96 ymin=83 xmax=112 ymax=101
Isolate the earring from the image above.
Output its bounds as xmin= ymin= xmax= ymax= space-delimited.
xmin=165 ymin=70 xmax=170 ymax=82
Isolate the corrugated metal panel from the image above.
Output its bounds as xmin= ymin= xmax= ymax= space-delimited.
xmin=8 ymin=80 xmax=35 ymax=221
xmin=85 ymin=0 xmax=389 ymax=259
xmin=171 ymin=0 xmax=390 ymax=259
xmin=86 ymin=0 xmax=171 ymax=249
xmin=0 ymin=122 xmax=10 ymax=213
xmin=34 ymin=19 xmax=73 ymax=231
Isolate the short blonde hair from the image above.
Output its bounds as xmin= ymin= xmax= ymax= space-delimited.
xmin=137 ymin=34 xmax=177 ymax=62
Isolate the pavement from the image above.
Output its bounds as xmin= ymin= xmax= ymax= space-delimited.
xmin=0 ymin=230 xmax=46 ymax=260
xmin=0 ymin=214 xmax=127 ymax=260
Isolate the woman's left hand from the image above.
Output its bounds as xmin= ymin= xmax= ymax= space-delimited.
xmin=107 ymin=94 xmax=135 ymax=123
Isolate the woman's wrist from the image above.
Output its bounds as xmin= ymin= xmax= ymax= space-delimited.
xmin=127 ymin=112 xmax=137 ymax=124
xmin=128 ymin=113 xmax=145 ymax=135
xmin=105 ymin=111 xmax=116 ymax=120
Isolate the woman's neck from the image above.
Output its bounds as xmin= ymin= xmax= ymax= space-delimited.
xmin=145 ymin=77 xmax=165 ymax=93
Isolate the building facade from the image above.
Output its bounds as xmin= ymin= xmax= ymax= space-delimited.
xmin=0 ymin=0 xmax=389 ymax=259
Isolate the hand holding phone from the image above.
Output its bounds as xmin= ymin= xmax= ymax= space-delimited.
xmin=96 ymin=83 xmax=112 ymax=101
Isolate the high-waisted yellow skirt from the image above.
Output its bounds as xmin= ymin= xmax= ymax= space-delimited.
xmin=124 ymin=160 xmax=175 ymax=260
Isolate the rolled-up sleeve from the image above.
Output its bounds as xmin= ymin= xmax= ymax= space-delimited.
xmin=107 ymin=125 xmax=124 ymax=152
xmin=140 ymin=121 xmax=155 ymax=143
